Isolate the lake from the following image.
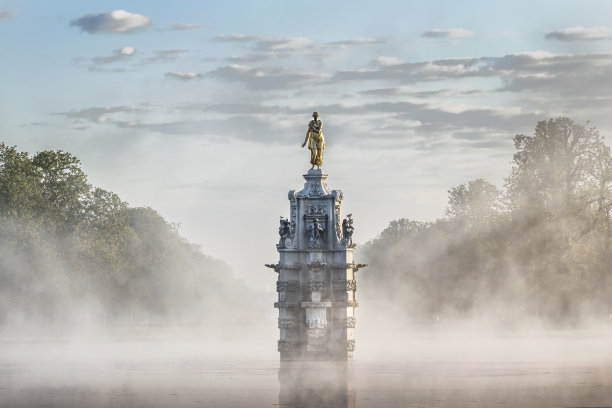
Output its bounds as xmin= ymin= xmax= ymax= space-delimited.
xmin=1 ymin=326 xmax=612 ymax=407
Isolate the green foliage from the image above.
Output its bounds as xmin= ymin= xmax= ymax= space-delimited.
xmin=361 ymin=118 xmax=612 ymax=323
xmin=0 ymin=143 xmax=252 ymax=325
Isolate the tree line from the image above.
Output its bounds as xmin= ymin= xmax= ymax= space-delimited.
xmin=0 ymin=144 xmax=261 ymax=326
xmin=360 ymin=118 xmax=612 ymax=323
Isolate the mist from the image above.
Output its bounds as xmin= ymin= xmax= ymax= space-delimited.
xmin=3 ymin=118 xmax=612 ymax=407
xmin=359 ymin=118 xmax=612 ymax=329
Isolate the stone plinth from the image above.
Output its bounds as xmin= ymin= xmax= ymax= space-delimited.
xmin=268 ymin=169 xmax=366 ymax=360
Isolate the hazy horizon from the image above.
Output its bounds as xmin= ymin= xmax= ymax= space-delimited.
xmin=4 ymin=1 xmax=612 ymax=285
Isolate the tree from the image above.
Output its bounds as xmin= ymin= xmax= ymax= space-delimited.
xmin=506 ymin=117 xmax=605 ymax=217
xmin=0 ymin=144 xmax=259 ymax=325
xmin=446 ymin=179 xmax=500 ymax=229
xmin=360 ymin=118 xmax=612 ymax=323
xmin=31 ymin=150 xmax=90 ymax=234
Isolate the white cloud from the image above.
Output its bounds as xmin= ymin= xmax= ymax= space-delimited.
xmin=170 ymin=23 xmax=206 ymax=31
xmin=70 ymin=10 xmax=152 ymax=34
xmin=119 ymin=46 xmax=135 ymax=55
xmin=376 ymin=56 xmax=405 ymax=66
xmin=166 ymin=71 xmax=202 ymax=81
xmin=0 ymin=9 xmax=16 ymax=22
xmin=545 ymin=26 xmax=612 ymax=41
xmin=144 ymin=49 xmax=187 ymax=63
xmin=58 ymin=106 xmax=140 ymax=124
xmin=91 ymin=47 xmax=136 ymax=65
xmin=329 ymin=37 xmax=387 ymax=46
xmin=214 ymin=34 xmax=315 ymax=52
xmin=422 ymin=28 xmax=474 ymax=39
xmin=207 ymin=64 xmax=329 ymax=89
xmin=214 ymin=33 xmax=387 ymax=64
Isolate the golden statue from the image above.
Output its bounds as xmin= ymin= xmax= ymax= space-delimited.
xmin=302 ymin=112 xmax=325 ymax=169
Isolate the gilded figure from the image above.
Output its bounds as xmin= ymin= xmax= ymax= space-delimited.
xmin=302 ymin=112 xmax=325 ymax=169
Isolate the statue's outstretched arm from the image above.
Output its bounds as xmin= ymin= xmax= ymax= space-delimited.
xmin=301 ymin=131 xmax=309 ymax=147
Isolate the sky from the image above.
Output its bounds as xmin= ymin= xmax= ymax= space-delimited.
xmin=2 ymin=0 xmax=612 ymax=287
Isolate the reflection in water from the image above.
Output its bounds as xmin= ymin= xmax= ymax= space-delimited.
xmin=279 ymin=361 xmax=355 ymax=408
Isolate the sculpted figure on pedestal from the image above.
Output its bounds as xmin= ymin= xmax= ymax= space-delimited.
xmin=342 ymin=214 xmax=355 ymax=247
xmin=307 ymin=218 xmax=326 ymax=249
xmin=278 ymin=216 xmax=292 ymax=247
xmin=301 ymin=112 xmax=325 ymax=169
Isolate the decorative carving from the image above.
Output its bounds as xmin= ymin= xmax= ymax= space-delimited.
xmin=346 ymin=339 xmax=356 ymax=352
xmin=266 ymin=263 xmax=302 ymax=273
xmin=278 ymin=319 xmax=297 ymax=329
xmin=307 ymin=218 xmax=326 ymax=249
xmin=277 ymin=280 xmax=300 ymax=292
xmin=334 ymin=316 xmax=357 ymax=328
xmin=296 ymin=172 xmax=333 ymax=199
xmin=309 ymin=280 xmax=325 ymax=292
xmin=305 ymin=308 xmax=327 ymax=329
xmin=328 ymin=263 xmax=368 ymax=272
xmin=284 ymin=264 xmax=303 ymax=270
xmin=333 ymin=279 xmax=357 ymax=291
xmin=299 ymin=181 xmax=323 ymax=197
xmin=265 ymin=263 xmax=280 ymax=273
xmin=305 ymin=260 xmax=326 ymax=270
xmin=334 ymin=205 xmax=342 ymax=247
xmin=333 ymin=189 xmax=343 ymax=202
xmin=278 ymin=216 xmax=294 ymax=248
xmin=288 ymin=191 xmax=297 ymax=245
xmin=341 ymin=214 xmax=355 ymax=248
xmin=278 ymin=340 xmax=298 ymax=352
xmin=307 ymin=328 xmax=326 ymax=338
xmin=305 ymin=203 xmax=327 ymax=216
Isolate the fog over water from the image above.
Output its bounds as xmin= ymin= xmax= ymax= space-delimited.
xmin=4 ymin=117 xmax=612 ymax=407
xmin=5 ymin=1 xmax=612 ymax=406
xmin=2 ymin=323 xmax=612 ymax=408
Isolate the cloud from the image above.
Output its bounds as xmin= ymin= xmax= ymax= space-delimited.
xmin=422 ymin=28 xmax=474 ymax=39
xmin=332 ymin=51 xmax=612 ymax=100
xmin=375 ymin=56 xmax=405 ymax=67
xmin=70 ymin=10 xmax=152 ymax=34
xmin=214 ymin=33 xmax=387 ymax=63
xmin=118 ymin=115 xmax=297 ymax=144
xmin=545 ymin=26 xmax=612 ymax=41
xmin=144 ymin=49 xmax=187 ymax=63
xmin=359 ymin=86 xmax=474 ymax=99
xmin=214 ymin=34 xmax=318 ymax=60
xmin=214 ymin=34 xmax=314 ymax=50
xmin=334 ymin=56 xmax=494 ymax=83
xmin=91 ymin=46 xmax=136 ymax=64
xmin=19 ymin=122 xmax=51 ymax=128
xmin=58 ymin=106 xmax=140 ymax=124
xmin=170 ymin=23 xmax=206 ymax=31
xmin=492 ymin=52 xmax=612 ymax=96
xmin=119 ymin=46 xmax=136 ymax=55
xmin=329 ymin=37 xmax=387 ymax=46
xmin=207 ymin=64 xmax=329 ymax=89
xmin=0 ymin=9 xmax=16 ymax=22
xmin=166 ymin=71 xmax=202 ymax=81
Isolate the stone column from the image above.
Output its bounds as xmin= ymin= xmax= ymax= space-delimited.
xmin=268 ymin=169 xmax=366 ymax=360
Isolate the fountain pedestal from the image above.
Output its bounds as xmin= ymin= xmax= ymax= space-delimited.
xmin=268 ymin=169 xmax=365 ymax=360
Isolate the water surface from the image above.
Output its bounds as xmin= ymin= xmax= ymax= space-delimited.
xmin=1 ymin=326 xmax=612 ymax=407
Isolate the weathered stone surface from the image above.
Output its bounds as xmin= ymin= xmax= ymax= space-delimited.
xmin=333 ymin=279 xmax=357 ymax=291
xmin=276 ymin=280 xmax=300 ymax=292
xmin=269 ymin=169 xmax=366 ymax=361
